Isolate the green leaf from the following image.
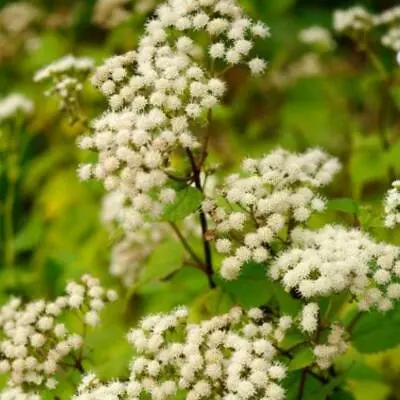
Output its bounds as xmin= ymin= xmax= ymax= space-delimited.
xmin=161 ymin=187 xmax=203 ymax=222
xmin=288 ymin=347 xmax=315 ymax=371
xmin=308 ymin=375 xmax=347 ymax=400
xmin=280 ymin=328 xmax=307 ymax=351
xmin=43 ymin=258 xmax=63 ymax=297
xmin=125 ymin=239 xmax=185 ymax=305
xmin=333 ymin=391 xmax=356 ymax=400
xmin=214 ymin=261 xmax=274 ymax=308
xmin=14 ymin=214 xmax=44 ymax=253
xmin=139 ymin=239 xmax=185 ymax=285
xmin=190 ymin=288 xmax=233 ymax=321
xmin=126 ymin=267 xmax=209 ymax=322
xmin=352 ymin=303 xmax=400 ymax=353
xmin=273 ymin=284 xmax=302 ymax=316
xmin=285 ymin=371 xmax=323 ymax=400
xmin=327 ymin=198 xmax=359 ymax=215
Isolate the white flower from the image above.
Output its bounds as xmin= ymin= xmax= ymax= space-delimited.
xmin=298 ymin=26 xmax=335 ymax=51
xmin=384 ymin=180 xmax=400 ymax=228
xmin=271 ymin=225 xmax=400 ymax=311
xmin=74 ymin=307 xmax=287 ymax=399
xmin=0 ymin=94 xmax=33 ymax=122
xmin=333 ymin=6 xmax=373 ymax=34
xmin=0 ymin=275 xmax=116 ymax=392
xmin=300 ymin=303 xmax=319 ymax=334
xmin=205 ymin=149 xmax=340 ymax=280
xmin=79 ymin=0 xmax=270 ymax=225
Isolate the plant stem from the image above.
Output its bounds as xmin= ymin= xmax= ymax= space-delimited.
xmin=274 ymin=345 xmax=328 ymax=384
xmin=347 ymin=311 xmax=363 ymax=334
xmin=297 ymin=369 xmax=308 ymax=400
xmin=4 ymin=171 xmax=16 ymax=270
xmin=4 ymin=123 xmax=19 ymax=274
xmin=361 ymin=43 xmax=396 ymax=181
xmin=364 ymin=46 xmax=388 ymax=82
xmin=186 ymin=148 xmax=215 ymax=288
xmin=169 ymin=222 xmax=204 ymax=266
xmin=198 ymin=109 xmax=213 ymax=170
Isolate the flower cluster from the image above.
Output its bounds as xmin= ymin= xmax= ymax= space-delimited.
xmin=299 ymin=303 xmax=319 ymax=334
xmin=0 ymin=275 xmax=117 ymax=394
xmin=333 ymin=6 xmax=373 ymax=35
xmin=109 ymin=225 xmax=168 ymax=287
xmin=0 ymin=386 xmax=40 ymax=400
xmin=333 ymin=5 xmax=400 ymax=58
xmin=384 ymin=180 xmax=400 ymax=228
xmin=78 ymin=0 xmax=270 ymax=222
xmin=34 ymin=55 xmax=94 ymax=113
xmin=0 ymin=94 xmax=33 ymax=122
xmin=0 ymin=2 xmax=41 ymax=64
xmin=270 ymin=225 xmax=400 ymax=312
xmin=298 ymin=26 xmax=335 ymax=51
xmin=374 ymin=5 xmax=400 ymax=26
xmin=93 ymin=0 xmax=131 ymax=29
xmin=0 ymin=2 xmax=40 ymax=36
xmin=135 ymin=0 xmax=159 ymax=14
xmin=203 ymin=148 xmax=340 ymax=280
xmin=313 ymin=324 xmax=348 ymax=370
xmin=101 ymin=189 xmax=200 ymax=286
xmin=102 ymin=190 xmax=166 ymax=286
xmin=74 ymin=307 xmax=291 ymax=400
xmin=382 ymin=27 xmax=400 ymax=51
xmin=270 ymin=53 xmax=323 ymax=88
xmin=73 ymin=375 xmax=125 ymax=400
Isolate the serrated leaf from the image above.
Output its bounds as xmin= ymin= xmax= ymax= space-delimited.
xmin=352 ymin=303 xmax=400 ymax=353
xmin=214 ymin=261 xmax=274 ymax=308
xmin=288 ymin=347 xmax=315 ymax=371
xmin=327 ymin=198 xmax=359 ymax=215
xmin=161 ymin=187 xmax=203 ymax=222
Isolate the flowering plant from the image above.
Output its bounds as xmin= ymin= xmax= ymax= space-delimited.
xmin=1 ymin=1 xmax=400 ymax=399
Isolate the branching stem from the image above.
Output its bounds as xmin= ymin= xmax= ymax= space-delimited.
xmin=186 ymin=148 xmax=215 ymax=288
xmin=170 ymin=222 xmax=204 ymax=267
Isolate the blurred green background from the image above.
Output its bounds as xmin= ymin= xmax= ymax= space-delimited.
xmin=1 ymin=0 xmax=400 ymax=398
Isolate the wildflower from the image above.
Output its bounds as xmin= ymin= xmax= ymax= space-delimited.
xmin=270 ymin=225 xmax=400 ymax=311
xmin=298 ymin=26 xmax=335 ymax=51
xmin=73 ymin=307 xmax=288 ymax=399
xmin=204 ymin=148 xmax=340 ymax=280
xmin=79 ymin=0 xmax=270 ymax=222
xmin=384 ymin=180 xmax=400 ymax=228
xmin=0 ymin=94 xmax=33 ymax=122
xmin=0 ymin=276 xmax=117 ymax=392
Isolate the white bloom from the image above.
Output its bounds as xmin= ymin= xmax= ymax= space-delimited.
xmin=298 ymin=26 xmax=335 ymax=51
xmin=205 ymin=149 xmax=340 ymax=280
xmin=271 ymin=225 xmax=400 ymax=311
xmin=0 ymin=94 xmax=33 ymax=122
xmin=384 ymin=180 xmax=400 ymax=228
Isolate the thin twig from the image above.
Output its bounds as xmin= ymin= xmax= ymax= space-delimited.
xmin=198 ymin=109 xmax=213 ymax=169
xmin=186 ymin=148 xmax=215 ymax=288
xmin=347 ymin=311 xmax=363 ymax=334
xmin=170 ymin=222 xmax=204 ymax=266
xmin=297 ymin=370 xmax=308 ymax=400
xmin=274 ymin=345 xmax=328 ymax=384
